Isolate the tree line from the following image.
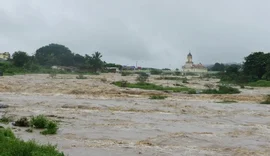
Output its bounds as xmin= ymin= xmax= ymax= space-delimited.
xmin=4 ymin=43 xmax=121 ymax=73
xmin=210 ymin=52 xmax=270 ymax=83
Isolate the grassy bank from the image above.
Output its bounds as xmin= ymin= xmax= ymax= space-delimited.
xmin=0 ymin=128 xmax=64 ymax=156
xmin=248 ymin=80 xmax=270 ymax=87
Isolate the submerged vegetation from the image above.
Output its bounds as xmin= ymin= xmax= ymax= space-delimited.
xmin=0 ymin=116 xmax=11 ymax=124
xmin=149 ymin=95 xmax=168 ymax=100
xmin=202 ymin=85 xmax=240 ymax=94
xmin=216 ymin=100 xmax=238 ymax=104
xmin=113 ymin=81 xmax=195 ymax=93
xmin=9 ymin=115 xmax=59 ymax=135
xmin=261 ymin=95 xmax=270 ymax=104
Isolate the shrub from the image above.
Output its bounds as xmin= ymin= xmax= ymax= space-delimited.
xmin=113 ymin=81 xmax=195 ymax=93
xmin=76 ymin=74 xmax=87 ymax=79
xmin=121 ymin=71 xmax=132 ymax=76
xmin=116 ymin=80 xmax=128 ymax=87
xmin=174 ymin=71 xmax=181 ymax=76
xmin=156 ymin=76 xmax=183 ymax=80
xmin=202 ymin=85 xmax=240 ymax=94
xmin=0 ymin=128 xmax=64 ymax=156
xmin=218 ymin=85 xmax=240 ymax=94
xmin=188 ymin=90 xmax=197 ymax=94
xmin=0 ymin=115 xmax=11 ymax=124
xmin=261 ymin=95 xmax=270 ymax=104
xmin=136 ymin=73 xmax=149 ymax=83
xmin=240 ymin=85 xmax=245 ymax=89
xmin=150 ymin=69 xmax=162 ymax=75
xmin=14 ymin=117 xmax=30 ymax=127
xmin=182 ymin=78 xmax=188 ymax=83
xmin=41 ymin=121 xmax=58 ymax=135
xmin=149 ymin=95 xmax=168 ymax=100
xmin=30 ymin=115 xmax=48 ymax=129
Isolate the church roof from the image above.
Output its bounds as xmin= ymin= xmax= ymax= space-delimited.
xmin=188 ymin=52 xmax=192 ymax=56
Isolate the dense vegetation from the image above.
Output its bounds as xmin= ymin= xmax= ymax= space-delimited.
xmin=0 ymin=128 xmax=64 ymax=156
xmin=9 ymin=115 xmax=59 ymax=135
xmin=0 ymin=43 xmax=115 ymax=75
xmin=212 ymin=52 xmax=270 ymax=86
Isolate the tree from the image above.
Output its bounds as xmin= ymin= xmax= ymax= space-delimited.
xmin=12 ymin=51 xmax=30 ymax=67
xmin=262 ymin=56 xmax=270 ymax=80
xmin=23 ymin=56 xmax=40 ymax=72
xmin=136 ymin=72 xmax=149 ymax=83
xmin=243 ymin=52 xmax=270 ymax=80
xmin=226 ymin=64 xmax=240 ymax=74
xmin=211 ymin=63 xmax=225 ymax=71
xmin=73 ymin=54 xmax=85 ymax=67
xmin=85 ymin=51 xmax=104 ymax=73
xmin=35 ymin=43 xmax=74 ymax=67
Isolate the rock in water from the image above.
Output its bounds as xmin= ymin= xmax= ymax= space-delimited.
xmin=0 ymin=103 xmax=8 ymax=109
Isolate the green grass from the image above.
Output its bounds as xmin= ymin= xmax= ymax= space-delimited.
xmin=149 ymin=95 xmax=168 ymax=100
xmin=31 ymin=115 xmax=48 ymax=129
xmin=216 ymin=100 xmax=238 ymax=104
xmin=113 ymin=81 xmax=195 ymax=93
xmin=248 ymin=80 xmax=270 ymax=87
xmin=0 ymin=116 xmax=12 ymax=124
xmin=41 ymin=121 xmax=58 ymax=135
xmin=30 ymin=115 xmax=59 ymax=135
xmin=202 ymin=85 xmax=240 ymax=94
xmin=0 ymin=128 xmax=64 ymax=156
xmin=121 ymin=71 xmax=133 ymax=76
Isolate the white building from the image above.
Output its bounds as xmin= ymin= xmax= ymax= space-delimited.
xmin=182 ymin=52 xmax=208 ymax=73
xmin=0 ymin=52 xmax=10 ymax=60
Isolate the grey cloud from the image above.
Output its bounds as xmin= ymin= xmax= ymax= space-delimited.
xmin=1 ymin=0 xmax=270 ymax=68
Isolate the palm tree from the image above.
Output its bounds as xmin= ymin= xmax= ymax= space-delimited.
xmin=92 ymin=51 xmax=102 ymax=60
xmin=87 ymin=51 xmax=104 ymax=73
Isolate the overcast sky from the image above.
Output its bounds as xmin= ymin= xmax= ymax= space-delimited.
xmin=1 ymin=0 xmax=270 ymax=68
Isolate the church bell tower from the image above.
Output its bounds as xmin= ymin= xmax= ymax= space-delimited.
xmin=187 ymin=52 xmax=193 ymax=63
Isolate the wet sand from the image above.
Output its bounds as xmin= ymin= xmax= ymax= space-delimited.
xmin=0 ymin=74 xmax=270 ymax=156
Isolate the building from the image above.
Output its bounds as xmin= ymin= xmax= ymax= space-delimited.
xmin=51 ymin=66 xmax=77 ymax=72
xmin=106 ymin=67 xmax=120 ymax=73
xmin=122 ymin=65 xmax=136 ymax=70
xmin=182 ymin=52 xmax=208 ymax=73
xmin=0 ymin=52 xmax=10 ymax=60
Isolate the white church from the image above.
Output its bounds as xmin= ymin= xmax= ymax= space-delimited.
xmin=182 ymin=52 xmax=208 ymax=73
